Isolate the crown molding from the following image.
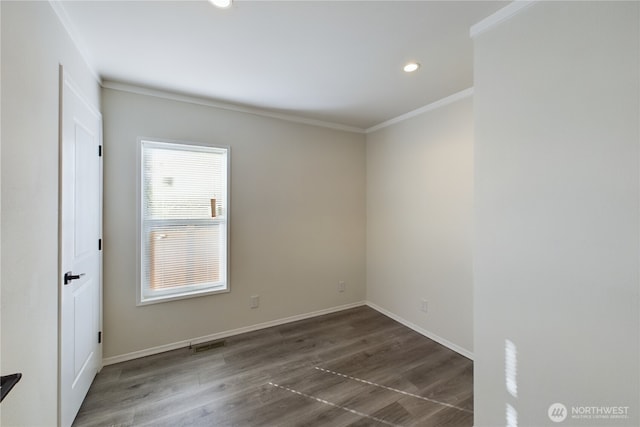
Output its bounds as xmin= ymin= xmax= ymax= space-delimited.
xmin=366 ymin=87 xmax=474 ymax=134
xmin=105 ymin=80 xmax=477 ymax=136
xmin=470 ymin=0 xmax=537 ymax=39
xmin=48 ymin=0 xmax=101 ymax=83
xmin=102 ymin=81 xmax=367 ymax=134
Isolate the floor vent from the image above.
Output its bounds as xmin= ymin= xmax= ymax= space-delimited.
xmin=190 ymin=339 xmax=226 ymax=353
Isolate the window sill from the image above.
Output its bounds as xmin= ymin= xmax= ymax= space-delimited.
xmin=137 ymin=283 xmax=229 ymax=306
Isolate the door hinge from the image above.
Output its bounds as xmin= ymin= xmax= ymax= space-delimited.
xmin=98 ymin=145 xmax=102 ymax=157
xmin=98 ymin=331 xmax=102 ymax=344
xmin=98 ymin=239 xmax=102 ymax=250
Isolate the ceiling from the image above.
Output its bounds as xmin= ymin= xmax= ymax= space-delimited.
xmin=57 ymin=0 xmax=506 ymax=131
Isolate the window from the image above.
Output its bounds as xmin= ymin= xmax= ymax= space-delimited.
xmin=137 ymin=138 xmax=229 ymax=305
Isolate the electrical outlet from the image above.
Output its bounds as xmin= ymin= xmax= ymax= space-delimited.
xmin=250 ymin=295 xmax=260 ymax=309
xmin=338 ymin=281 xmax=346 ymax=293
xmin=420 ymin=299 xmax=428 ymax=313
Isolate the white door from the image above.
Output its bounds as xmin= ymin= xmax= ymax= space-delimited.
xmin=59 ymin=66 xmax=102 ymax=427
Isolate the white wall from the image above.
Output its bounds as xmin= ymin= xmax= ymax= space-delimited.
xmin=473 ymin=2 xmax=639 ymax=426
xmin=101 ymin=87 xmax=366 ymax=359
xmin=0 ymin=2 xmax=101 ymax=425
xmin=366 ymin=94 xmax=474 ymax=356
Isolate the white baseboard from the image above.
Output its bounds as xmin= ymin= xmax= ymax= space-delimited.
xmin=103 ymin=300 xmax=473 ymax=365
xmin=103 ymin=301 xmax=366 ymax=365
xmin=365 ymin=301 xmax=474 ymax=361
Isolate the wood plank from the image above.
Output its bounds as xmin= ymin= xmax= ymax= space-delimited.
xmin=73 ymin=306 xmax=473 ymax=427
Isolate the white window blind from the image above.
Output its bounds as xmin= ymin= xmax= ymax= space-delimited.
xmin=138 ymin=139 xmax=229 ymax=304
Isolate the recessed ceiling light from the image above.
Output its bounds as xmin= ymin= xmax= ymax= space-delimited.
xmin=209 ymin=0 xmax=232 ymax=9
xmin=403 ymin=62 xmax=420 ymax=73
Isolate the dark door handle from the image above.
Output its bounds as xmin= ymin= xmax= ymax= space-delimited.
xmin=64 ymin=271 xmax=85 ymax=285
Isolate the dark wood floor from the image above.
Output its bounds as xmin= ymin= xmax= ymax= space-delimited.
xmin=73 ymin=306 xmax=473 ymax=427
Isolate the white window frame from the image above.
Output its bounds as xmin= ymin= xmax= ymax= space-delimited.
xmin=136 ymin=137 xmax=230 ymax=305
